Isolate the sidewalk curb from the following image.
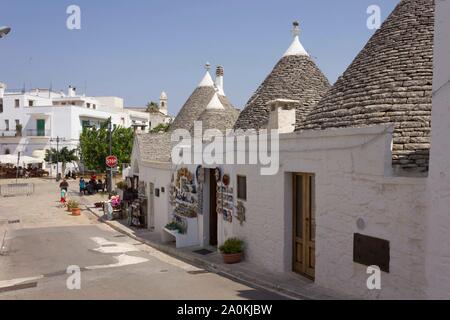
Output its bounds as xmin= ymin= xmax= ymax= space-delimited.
xmin=84 ymin=205 xmax=335 ymax=300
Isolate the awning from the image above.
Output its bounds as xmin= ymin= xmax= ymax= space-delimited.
xmin=0 ymin=154 xmax=44 ymax=165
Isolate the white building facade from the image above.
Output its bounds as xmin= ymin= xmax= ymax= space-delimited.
xmin=0 ymin=85 xmax=150 ymax=163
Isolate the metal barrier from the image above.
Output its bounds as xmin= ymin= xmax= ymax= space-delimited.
xmin=0 ymin=183 xmax=35 ymax=197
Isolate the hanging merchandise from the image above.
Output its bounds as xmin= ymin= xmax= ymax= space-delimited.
xmin=216 ymin=172 xmax=234 ymax=223
xmin=215 ymin=167 xmax=221 ymax=182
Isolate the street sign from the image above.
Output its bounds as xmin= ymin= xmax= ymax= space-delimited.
xmin=106 ymin=155 xmax=118 ymax=168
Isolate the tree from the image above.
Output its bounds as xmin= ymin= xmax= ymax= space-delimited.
xmin=79 ymin=122 xmax=134 ymax=172
xmin=150 ymin=123 xmax=170 ymax=133
xmin=44 ymin=147 xmax=79 ymax=175
xmin=146 ymin=101 xmax=160 ymax=113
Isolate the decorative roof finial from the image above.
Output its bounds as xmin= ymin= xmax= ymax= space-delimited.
xmin=205 ymin=62 xmax=211 ymax=71
xmin=292 ymin=21 xmax=300 ymax=38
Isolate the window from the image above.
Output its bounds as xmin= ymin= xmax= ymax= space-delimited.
xmin=0 ymin=98 xmax=3 ymax=113
xmin=15 ymin=99 xmax=20 ymax=108
xmin=93 ymin=104 xmax=96 ymax=109
xmin=87 ymin=103 xmax=91 ymax=108
xmin=15 ymin=120 xmax=20 ymax=126
xmin=237 ymin=175 xmax=247 ymax=201
xmin=28 ymin=100 xmax=34 ymax=107
xmin=5 ymin=120 xmax=9 ymax=131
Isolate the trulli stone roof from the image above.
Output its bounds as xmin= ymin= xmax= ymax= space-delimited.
xmin=169 ymin=70 xmax=238 ymax=132
xmin=298 ymin=0 xmax=434 ymax=173
xmin=196 ymin=93 xmax=239 ymax=134
xmin=135 ymin=133 xmax=172 ymax=163
xmin=233 ymin=25 xmax=330 ymax=131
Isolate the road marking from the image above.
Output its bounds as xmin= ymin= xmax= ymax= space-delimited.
xmin=90 ymin=237 xmax=140 ymax=254
xmin=85 ymin=254 xmax=148 ymax=270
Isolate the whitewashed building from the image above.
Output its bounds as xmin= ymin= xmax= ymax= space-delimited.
xmin=0 ymin=85 xmax=150 ymax=164
xmin=129 ymin=0 xmax=450 ymax=299
xmin=129 ymin=64 xmax=238 ymax=235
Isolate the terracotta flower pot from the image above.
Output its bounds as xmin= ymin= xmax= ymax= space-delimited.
xmin=71 ymin=208 xmax=81 ymax=216
xmin=222 ymin=252 xmax=243 ymax=264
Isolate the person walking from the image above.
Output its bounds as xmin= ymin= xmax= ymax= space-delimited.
xmin=59 ymin=179 xmax=69 ymax=192
xmin=59 ymin=188 xmax=67 ymax=208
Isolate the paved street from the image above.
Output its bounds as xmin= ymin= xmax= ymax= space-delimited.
xmin=0 ymin=179 xmax=285 ymax=300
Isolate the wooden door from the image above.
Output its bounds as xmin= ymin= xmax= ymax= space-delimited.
xmin=293 ymin=173 xmax=316 ymax=279
xmin=209 ymin=170 xmax=218 ymax=246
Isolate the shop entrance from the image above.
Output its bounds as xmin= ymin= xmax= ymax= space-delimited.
xmin=148 ymin=183 xmax=155 ymax=230
xmin=209 ymin=169 xmax=218 ymax=246
xmin=293 ymin=173 xmax=316 ymax=280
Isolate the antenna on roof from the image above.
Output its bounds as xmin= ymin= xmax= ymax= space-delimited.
xmin=205 ymin=62 xmax=211 ymax=71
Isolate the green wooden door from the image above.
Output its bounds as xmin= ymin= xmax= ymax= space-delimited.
xmin=37 ymin=119 xmax=45 ymax=136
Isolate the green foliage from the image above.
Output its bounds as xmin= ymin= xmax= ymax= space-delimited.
xmin=67 ymin=200 xmax=79 ymax=210
xmin=165 ymin=222 xmax=186 ymax=234
xmin=79 ymin=121 xmax=134 ymax=172
xmin=146 ymin=101 xmax=160 ymax=113
xmin=116 ymin=181 xmax=127 ymax=190
xmin=150 ymin=123 xmax=170 ymax=133
xmin=45 ymin=147 xmax=78 ymax=164
xmin=219 ymin=238 xmax=244 ymax=254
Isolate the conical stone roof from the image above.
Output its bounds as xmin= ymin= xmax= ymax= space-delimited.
xmin=234 ymin=23 xmax=330 ymax=131
xmin=196 ymin=93 xmax=239 ymax=134
xmin=170 ymin=68 xmax=237 ymax=133
xmin=298 ymin=0 xmax=434 ymax=172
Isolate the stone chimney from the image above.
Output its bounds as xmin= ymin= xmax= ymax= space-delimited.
xmin=68 ymin=85 xmax=76 ymax=97
xmin=0 ymin=82 xmax=6 ymax=98
xmin=267 ymin=99 xmax=298 ymax=133
xmin=215 ymin=66 xmax=225 ymax=96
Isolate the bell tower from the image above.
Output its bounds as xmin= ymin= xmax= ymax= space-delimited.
xmin=159 ymin=91 xmax=168 ymax=115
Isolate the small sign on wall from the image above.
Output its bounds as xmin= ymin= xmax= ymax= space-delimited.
xmin=353 ymin=233 xmax=390 ymax=273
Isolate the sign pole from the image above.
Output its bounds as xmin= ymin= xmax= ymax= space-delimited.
xmin=108 ymin=118 xmax=113 ymax=195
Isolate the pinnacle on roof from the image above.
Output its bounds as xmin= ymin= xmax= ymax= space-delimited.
xmin=234 ymin=21 xmax=330 ymax=131
xmin=283 ymin=21 xmax=309 ymax=57
xmin=198 ymin=62 xmax=215 ymax=87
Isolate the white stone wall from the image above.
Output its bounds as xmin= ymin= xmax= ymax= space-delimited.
xmin=130 ymin=144 xmax=172 ymax=234
xmin=216 ymin=126 xmax=427 ymax=299
xmin=425 ymin=0 xmax=450 ymax=300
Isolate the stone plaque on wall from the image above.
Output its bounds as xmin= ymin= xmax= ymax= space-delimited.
xmin=353 ymin=233 xmax=390 ymax=273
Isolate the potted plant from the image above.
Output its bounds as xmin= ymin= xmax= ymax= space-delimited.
xmin=66 ymin=199 xmax=74 ymax=212
xmin=219 ymin=238 xmax=244 ymax=264
xmin=68 ymin=200 xmax=81 ymax=216
xmin=165 ymin=221 xmax=186 ymax=234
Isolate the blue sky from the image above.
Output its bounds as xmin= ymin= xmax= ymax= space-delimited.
xmin=0 ymin=0 xmax=399 ymax=114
